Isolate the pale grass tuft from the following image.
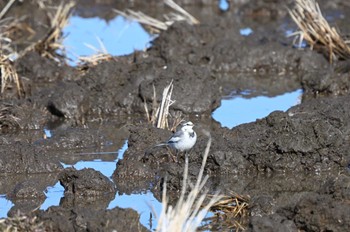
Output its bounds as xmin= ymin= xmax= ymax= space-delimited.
xmin=0 ymin=55 xmax=23 ymax=97
xmin=114 ymin=0 xmax=199 ymax=33
xmin=156 ymin=132 xmax=222 ymax=232
xmin=202 ymin=192 xmax=249 ymax=231
xmin=32 ymin=2 xmax=75 ymax=60
xmin=288 ymin=0 xmax=350 ymax=63
xmin=78 ymin=53 xmax=113 ymax=66
xmin=156 ymin=79 xmax=175 ymax=129
xmin=0 ymin=105 xmax=21 ymax=130
xmin=144 ymin=80 xmax=182 ymax=130
xmin=0 ymin=212 xmax=44 ymax=232
xmin=77 ymin=37 xmax=116 ymax=66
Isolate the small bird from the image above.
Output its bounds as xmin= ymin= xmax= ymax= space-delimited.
xmin=151 ymin=121 xmax=197 ymax=161
xmin=162 ymin=121 xmax=197 ymax=152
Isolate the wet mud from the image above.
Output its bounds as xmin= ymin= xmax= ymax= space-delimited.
xmin=1 ymin=0 xmax=350 ymax=231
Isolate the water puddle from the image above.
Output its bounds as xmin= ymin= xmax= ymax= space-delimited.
xmin=0 ymin=195 xmax=14 ymax=218
xmin=212 ymin=89 xmax=302 ymax=128
xmin=108 ymin=191 xmax=162 ymax=230
xmin=60 ymin=140 xmax=128 ymax=178
xmin=40 ymin=182 xmax=64 ymax=211
xmin=62 ymin=14 xmax=153 ymax=65
xmin=37 ymin=138 xmax=162 ymax=230
xmin=218 ymin=0 xmax=229 ymax=11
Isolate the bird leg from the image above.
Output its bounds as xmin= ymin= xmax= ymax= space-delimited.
xmin=167 ymin=147 xmax=178 ymax=162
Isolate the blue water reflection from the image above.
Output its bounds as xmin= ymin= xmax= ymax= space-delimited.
xmin=0 ymin=196 xmax=14 ymax=218
xmin=62 ymin=15 xmax=153 ymax=65
xmin=108 ymin=191 xmax=162 ymax=230
xmin=213 ymin=89 xmax=302 ymax=128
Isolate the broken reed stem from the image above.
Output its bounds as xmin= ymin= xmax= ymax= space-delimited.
xmin=164 ymin=0 xmax=200 ymax=25
xmin=289 ymin=0 xmax=350 ymax=62
xmin=34 ymin=2 xmax=75 ymax=59
xmin=156 ymin=80 xmax=174 ymax=129
xmin=114 ymin=0 xmax=199 ymax=33
xmin=0 ymin=55 xmax=23 ymax=97
xmin=0 ymin=0 xmax=16 ymax=19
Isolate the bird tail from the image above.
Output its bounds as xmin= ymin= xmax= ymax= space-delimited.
xmin=144 ymin=143 xmax=168 ymax=156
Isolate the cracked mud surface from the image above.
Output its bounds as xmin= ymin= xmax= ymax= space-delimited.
xmin=1 ymin=0 xmax=350 ymax=231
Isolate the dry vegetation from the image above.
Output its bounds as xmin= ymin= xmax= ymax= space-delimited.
xmin=0 ymin=212 xmax=44 ymax=232
xmin=144 ymin=80 xmax=183 ymax=131
xmin=0 ymin=55 xmax=23 ymax=97
xmin=154 ymin=132 xmax=250 ymax=231
xmin=0 ymin=104 xmax=20 ymax=132
xmin=33 ymin=2 xmax=75 ymax=60
xmin=114 ymin=0 xmax=199 ymax=33
xmin=202 ymin=193 xmax=249 ymax=231
xmin=0 ymin=1 xmax=75 ymax=97
xmin=155 ymin=132 xmax=221 ymax=232
xmin=289 ymin=0 xmax=350 ymax=63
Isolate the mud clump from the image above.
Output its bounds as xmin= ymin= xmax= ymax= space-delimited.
xmin=59 ymin=168 xmax=116 ymax=197
xmin=0 ymin=141 xmax=62 ymax=174
xmin=35 ymin=206 xmax=148 ymax=232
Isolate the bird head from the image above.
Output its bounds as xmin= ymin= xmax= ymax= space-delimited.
xmin=181 ymin=121 xmax=194 ymax=131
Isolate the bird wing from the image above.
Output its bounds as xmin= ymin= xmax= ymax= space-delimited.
xmin=167 ymin=130 xmax=183 ymax=144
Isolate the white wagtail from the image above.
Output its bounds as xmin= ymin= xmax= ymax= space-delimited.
xmin=151 ymin=121 xmax=197 ymax=161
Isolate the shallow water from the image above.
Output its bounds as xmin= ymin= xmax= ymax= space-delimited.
xmin=108 ymin=191 xmax=162 ymax=230
xmin=0 ymin=196 xmax=13 ymax=218
xmin=62 ymin=14 xmax=153 ymax=65
xmin=212 ymin=89 xmax=302 ymax=128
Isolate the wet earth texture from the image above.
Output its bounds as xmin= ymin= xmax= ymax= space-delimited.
xmin=1 ymin=0 xmax=350 ymax=231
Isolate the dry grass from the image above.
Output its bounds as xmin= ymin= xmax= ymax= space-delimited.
xmin=77 ymin=37 xmax=116 ymax=66
xmin=78 ymin=53 xmax=113 ymax=66
xmin=114 ymin=0 xmax=199 ymax=33
xmin=0 ymin=105 xmax=20 ymax=132
xmin=33 ymin=2 xmax=75 ymax=60
xmin=201 ymin=192 xmax=249 ymax=231
xmin=155 ymin=131 xmax=222 ymax=232
xmin=144 ymin=80 xmax=183 ymax=130
xmin=0 ymin=55 xmax=23 ymax=98
xmin=289 ymin=0 xmax=350 ymax=63
xmin=0 ymin=1 xmax=74 ymax=97
xmin=0 ymin=212 xmax=44 ymax=232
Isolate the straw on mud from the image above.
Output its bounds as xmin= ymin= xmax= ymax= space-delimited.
xmin=288 ymin=0 xmax=350 ymax=63
xmin=78 ymin=37 xmax=115 ymax=66
xmin=156 ymin=131 xmax=222 ymax=232
xmin=114 ymin=9 xmax=168 ymax=32
xmin=0 ymin=55 xmax=23 ymax=97
xmin=0 ymin=105 xmax=21 ymax=130
xmin=0 ymin=212 xmax=44 ymax=231
xmin=164 ymin=0 xmax=199 ymax=25
xmin=78 ymin=53 xmax=113 ymax=66
xmin=33 ymin=2 xmax=75 ymax=60
xmin=114 ymin=0 xmax=199 ymax=33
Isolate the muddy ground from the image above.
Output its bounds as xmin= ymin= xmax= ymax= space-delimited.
xmin=1 ymin=0 xmax=350 ymax=231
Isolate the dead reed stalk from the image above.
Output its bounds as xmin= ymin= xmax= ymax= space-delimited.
xmin=0 ymin=212 xmax=44 ymax=231
xmin=0 ymin=55 xmax=23 ymax=97
xmin=114 ymin=0 xmax=199 ymax=33
xmin=33 ymin=2 xmax=75 ymax=60
xmin=144 ymin=80 xmax=182 ymax=130
xmin=289 ymin=0 xmax=350 ymax=63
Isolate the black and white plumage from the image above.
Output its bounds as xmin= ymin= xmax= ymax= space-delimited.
xmin=157 ymin=121 xmax=197 ymax=152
